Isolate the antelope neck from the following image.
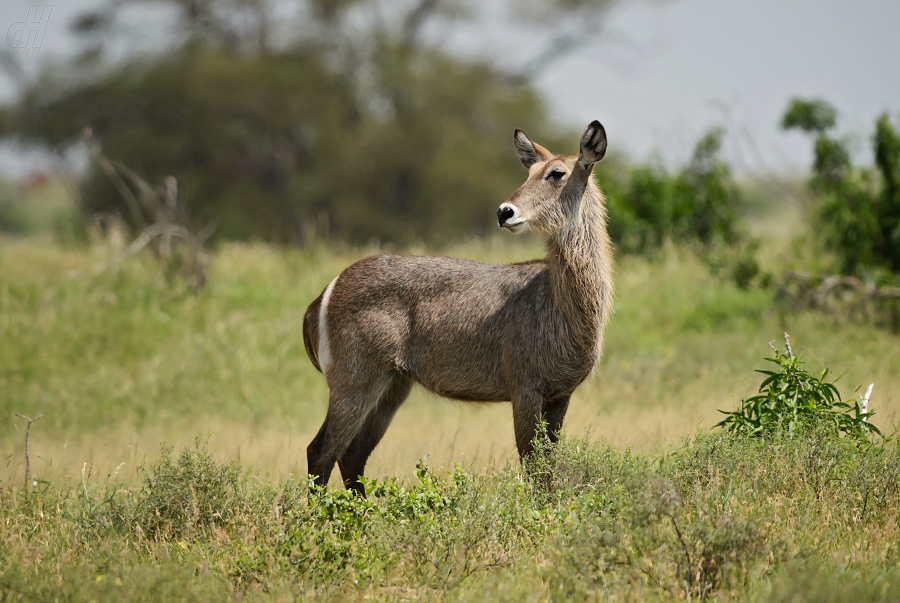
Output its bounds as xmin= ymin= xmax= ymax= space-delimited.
xmin=545 ymin=182 xmax=612 ymax=337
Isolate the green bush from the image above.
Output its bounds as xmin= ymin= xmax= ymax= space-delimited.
xmin=130 ymin=439 xmax=248 ymax=540
xmin=715 ymin=344 xmax=882 ymax=443
xmin=782 ymin=99 xmax=900 ymax=278
xmin=606 ymin=127 xmax=743 ymax=256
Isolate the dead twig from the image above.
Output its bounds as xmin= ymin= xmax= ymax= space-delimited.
xmin=83 ymin=129 xmax=214 ymax=292
xmin=13 ymin=413 xmax=43 ymax=493
xmin=670 ymin=515 xmax=692 ymax=576
xmin=783 ymin=332 xmax=795 ymax=361
xmin=83 ymin=128 xmax=146 ymax=230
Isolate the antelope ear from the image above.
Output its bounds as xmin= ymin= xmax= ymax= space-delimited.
xmin=514 ymin=129 xmax=553 ymax=168
xmin=578 ymin=120 xmax=607 ymax=167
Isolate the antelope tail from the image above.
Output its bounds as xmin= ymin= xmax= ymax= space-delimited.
xmin=303 ymin=293 xmax=323 ymax=374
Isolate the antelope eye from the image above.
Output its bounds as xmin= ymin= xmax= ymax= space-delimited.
xmin=545 ymin=168 xmax=566 ymax=181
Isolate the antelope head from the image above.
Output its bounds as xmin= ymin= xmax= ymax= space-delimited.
xmin=497 ymin=121 xmax=607 ymax=235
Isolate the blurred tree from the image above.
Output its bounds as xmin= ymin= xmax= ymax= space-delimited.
xmin=874 ymin=113 xmax=900 ymax=271
xmin=0 ymin=0 xmax=628 ymax=245
xmin=781 ymin=98 xmax=837 ymax=135
xmin=605 ymin=127 xmax=742 ymax=254
xmin=511 ymin=0 xmax=623 ymax=79
xmin=605 ymin=163 xmax=672 ymax=252
xmin=782 ymin=98 xmax=900 ymax=278
xmin=673 ymin=127 xmax=741 ymax=247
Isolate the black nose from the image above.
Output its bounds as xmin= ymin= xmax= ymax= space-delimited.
xmin=497 ymin=206 xmax=515 ymax=226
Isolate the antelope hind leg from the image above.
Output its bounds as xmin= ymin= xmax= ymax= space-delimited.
xmin=307 ymin=378 xmax=389 ymax=492
xmin=338 ymin=373 xmax=413 ymax=497
xmin=306 ymin=418 xmax=335 ymax=490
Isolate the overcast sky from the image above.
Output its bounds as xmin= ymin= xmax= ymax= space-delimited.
xmin=527 ymin=0 xmax=900 ymax=172
xmin=1 ymin=0 xmax=899 ymax=177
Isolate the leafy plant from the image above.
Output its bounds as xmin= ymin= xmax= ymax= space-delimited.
xmin=716 ymin=341 xmax=882 ymax=443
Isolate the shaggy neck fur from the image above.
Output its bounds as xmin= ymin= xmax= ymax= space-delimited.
xmin=545 ymin=178 xmax=614 ymax=363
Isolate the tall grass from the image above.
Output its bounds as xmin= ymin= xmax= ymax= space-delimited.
xmin=3 ymin=431 xmax=900 ymax=601
xmin=2 ymin=224 xmax=899 ymax=486
xmin=3 ymin=180 xmax=900 ymax=600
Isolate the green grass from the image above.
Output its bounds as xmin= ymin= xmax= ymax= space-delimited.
xmin=2 ymin=226 xmax=899 ymax=482
xmin=3 ymin=431 xmax=900 ymax=601
xmin=0 ymin=179 xmax=81 ymax=240
xmin=2 ymin=185 xmax=900 ymax=600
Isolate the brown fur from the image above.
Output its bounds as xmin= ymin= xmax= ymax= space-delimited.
xmin=305 ymin=122 xmax=613 ymax=495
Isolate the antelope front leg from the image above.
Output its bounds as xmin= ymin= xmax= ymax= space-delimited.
xmin=511 ymin=390 xmax=545 ymax=461
xmin=543 ymin=394 xmax=571 ymax=445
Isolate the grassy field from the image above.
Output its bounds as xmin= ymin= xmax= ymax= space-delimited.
xmin=3 ymin=228 xmax=898 ymax=485
xmin=2 ymin=181 xmax=900 ymax=600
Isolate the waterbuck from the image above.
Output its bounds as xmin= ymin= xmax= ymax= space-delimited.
xmin=303 ymin=121 xmax=613 ymax=495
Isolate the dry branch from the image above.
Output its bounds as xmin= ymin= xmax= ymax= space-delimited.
xmin=781 ymin=271 xmax=900 ymax=302
xmin=13 ymin=413 xmax=43 ymax=493
xmin=84 ymin=129 xmax=214 ymax=291
xmin=783 ymin=332 xmax=794 ymax=361
xmin=776 ymin=271 xmax=900 ymax=324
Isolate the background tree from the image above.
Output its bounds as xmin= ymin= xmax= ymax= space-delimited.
xmin=604 ymin=126 xmax=742 ymax=255
xmin=0 ymin=0 xmax=626 ymax=246
xmin=782 ymin=98 xmax=900 ymax=278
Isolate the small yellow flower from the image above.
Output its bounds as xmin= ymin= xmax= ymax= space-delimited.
xmin=96 ymin=576 xmax=104 ymax=583
xmin=115 ymin=578 xmax=123 ymax=586
xmin=178 ymin=541 xmax=188 ymax=549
